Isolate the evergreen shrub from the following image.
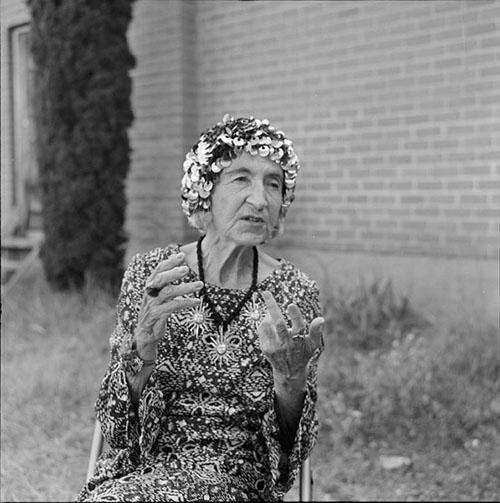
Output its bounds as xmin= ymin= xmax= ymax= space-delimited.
xmin=28 ymin=0 xmax=136 ymax=293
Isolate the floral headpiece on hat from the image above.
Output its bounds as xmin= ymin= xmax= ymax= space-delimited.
xmin=181 ymin=114 xmax=300 ymax=218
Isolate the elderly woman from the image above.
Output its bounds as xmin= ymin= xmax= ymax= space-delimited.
xmin=78 ymin=114 xmax=324 ymax=502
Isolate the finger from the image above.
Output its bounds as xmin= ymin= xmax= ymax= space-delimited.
xmin=257 ymin=316 xmax=277 ymax=353
xmin=260 ymin=291 xmax=284 ymax=323
xmin=164 ymin=296 xmax=202 ymax=314
xmin=157 ymin=252 xmax=186 ymax=271
xmin=286 ymin=303 xmax=306 ymax=333
xmin=147 ymin=252 xmax=187 ymax=286
xmin=308 ymin=316 xmax=325 ymax=350
xmin=144 ymin=294 xmax=201 ymax=337
xmin=148 ymin=297 xmax=202 ymax=338
xmin=140 ymin=305 xmax=158 ymax=332
xmin=261 ymin=291 xmax=288 ymax=339
xmin=158 ymin=281 xmax=203 ymax=301
xmin=142 ymin=305 xmax=168 ymax=339
xmin=146 ymin=265 xmax=190 ymax=290
xmin=146 ymin=265 xmax=191 ymax=297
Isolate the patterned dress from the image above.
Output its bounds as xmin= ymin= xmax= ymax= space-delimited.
xmin=77 ymin=244 xmax=323 ymax=502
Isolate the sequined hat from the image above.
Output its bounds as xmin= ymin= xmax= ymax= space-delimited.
xmin=181 ymin=114 xmax=300 ymax=218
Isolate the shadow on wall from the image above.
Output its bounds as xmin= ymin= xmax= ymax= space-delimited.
xmin=266 ymin=244 xmax=499 ymax=328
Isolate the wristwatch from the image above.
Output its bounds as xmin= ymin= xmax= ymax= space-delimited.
xmin=121 ymin=343 xmax=156 ymax=376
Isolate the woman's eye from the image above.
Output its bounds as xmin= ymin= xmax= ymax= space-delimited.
xmin=267 ymin=180 xmax=281 ymax=190
xmin=234 ymin=176 xmax=248 ymax=183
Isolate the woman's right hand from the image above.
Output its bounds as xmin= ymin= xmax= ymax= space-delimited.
xmin=134 ymin=252 xmax=203 ymax=360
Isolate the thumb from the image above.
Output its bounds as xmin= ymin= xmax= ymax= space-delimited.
xmin=309 ymin=316 xmax=325 ymax=350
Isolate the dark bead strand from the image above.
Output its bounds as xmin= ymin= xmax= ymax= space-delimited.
xmin=197 ymin=236 xmax=258 ymax=332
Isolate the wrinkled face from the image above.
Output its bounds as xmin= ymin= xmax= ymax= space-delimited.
xmin=208 ymin=152 xmax=283 ymax=246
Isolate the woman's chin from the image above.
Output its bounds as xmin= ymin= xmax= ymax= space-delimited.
xmin=232 ymin=229 xmax=270 ymax=247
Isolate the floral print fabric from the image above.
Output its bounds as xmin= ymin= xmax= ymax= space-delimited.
xmin=77 ymin=244 xmax=322 ymax=502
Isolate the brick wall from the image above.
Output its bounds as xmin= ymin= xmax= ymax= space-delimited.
xmin=125 ymin=0 xmax=198 ymax=256
xmin=2 ymin=1 xmax=498 ymax=260
xmin=190 ymin=0 xmax=499 ymax=258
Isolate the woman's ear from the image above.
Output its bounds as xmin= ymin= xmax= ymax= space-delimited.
xmin=187 ymin=211 xmax=213 ymax=233
xmin=270 ymin=215 xmax=285 ymax=239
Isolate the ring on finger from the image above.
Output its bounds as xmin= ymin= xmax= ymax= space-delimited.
xmin=146 ymin=286 xmax=160 ymax=297
xmin=292 ymin=326 xmax=308 ymax=339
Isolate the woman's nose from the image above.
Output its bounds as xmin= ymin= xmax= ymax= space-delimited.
xmin=247 ymin=181 xmax=267 ymax=210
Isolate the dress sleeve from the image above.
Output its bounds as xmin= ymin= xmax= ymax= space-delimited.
xmin=95 ymin=253 xmax=143 ymax=451
xmin=95 ymin=251 xmax=167 ymax=457
xmin=261 ymin=277 xmax=324 ymax=498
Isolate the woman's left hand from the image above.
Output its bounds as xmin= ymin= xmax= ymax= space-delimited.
xmin=257 ymin=290 xmax=324 ymax=381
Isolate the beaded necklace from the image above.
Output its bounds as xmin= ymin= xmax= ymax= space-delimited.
xmin=196 ymin=235 xmax=258 ymax=333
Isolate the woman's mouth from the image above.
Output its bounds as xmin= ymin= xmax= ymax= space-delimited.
xmin=242 ymin=216 xmax=265 ymax=224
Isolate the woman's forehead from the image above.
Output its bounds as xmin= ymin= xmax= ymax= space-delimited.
xmin=225 ymin=152 xmax=282 ymax=176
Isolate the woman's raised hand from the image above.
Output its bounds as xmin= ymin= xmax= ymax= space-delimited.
xmin=257 ymin=290 xmax=324 ymax=381
xmin=134 ymin=252 xmax=203 ymax=361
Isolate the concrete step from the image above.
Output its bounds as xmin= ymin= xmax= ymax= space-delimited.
xmin=1 ymin=230 xmax=43 ymax=261
xmin=1 ymin=258 xmax=19 ymax=285
xmin=2 ymin=235 xmax=38 ymax=250
xmin=1 ymin=269 xmax=15 ymax=286
xmin=1 ymin=241 xmax=42 ymax=289
xmin=2 ymin=229 xmax=42 ymax=247
xmin=1 ymin=258 xmax=20 ymax=272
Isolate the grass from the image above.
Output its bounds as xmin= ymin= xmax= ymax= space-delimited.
xmin=1 ymin=261 xmax=499 ymax=502
xmin=301 ymin=279 xmax=500 ymax=502
xmin=1 ymin=265 xmax=113 ymax=502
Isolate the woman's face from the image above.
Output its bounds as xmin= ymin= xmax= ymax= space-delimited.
xmin=208 ymin=152 xmax=283 ymax=246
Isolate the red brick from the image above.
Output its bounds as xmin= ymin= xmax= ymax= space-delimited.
xmin=473 ymin=208 xmax=500 ymax=218
xmin=465 ymin=23 xmax=497 ymax=37
xmin=390 ymin=181 xmax=413 ymax=190
xmin=363 ymin=181 xmax=385 ymax=190
xmin=400 ymin=195 xmax=425 ymax=204
xmin=481 ymin=95 xmax=500 ymax=105
xmin=416 ymin=127 xmax=441 ymax=137
xmin=447 ymin=180 xmax=474 ymax=190
xmin=482 ymin=35 xmax=500 ymax=48
xmin=347 ymin=195 xmax=368 ymax=204
xmin=476 ymin=180 xmax=500 ymax=190
xmin=417 ymin=181 xmax=443 ymax=190
xmin=375 ymin=220 xmax=398 ymax=229
xmin=429 ymin=195 xmax=456 ymax=204
xmin=431 ymin=167 xmax=459 ymax=176
xmin=405 ymin=220 xmax=427 ymax=230
xmin=458 ymin=165 xmax=492 ymax=176
xmin=461 ymin=222 xmax=490 ymax=232
xmin=460 ymin=194 xmax=488 ymax=204
xmin=415 ymin=207 xmax=440 ymax=216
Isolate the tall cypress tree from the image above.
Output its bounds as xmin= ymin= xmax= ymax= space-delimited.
xmin=28 ymin=0 xmax=135 ymax=294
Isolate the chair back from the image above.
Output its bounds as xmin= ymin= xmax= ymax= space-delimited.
xmin=86 ymin=419 xmax=105 ymax=482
